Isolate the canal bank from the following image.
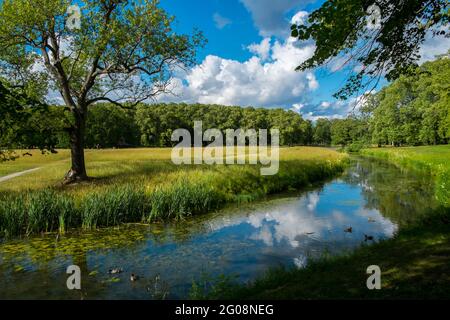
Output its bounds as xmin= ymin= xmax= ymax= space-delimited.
xmin=0 ymin=157 xmax=447 ymax=299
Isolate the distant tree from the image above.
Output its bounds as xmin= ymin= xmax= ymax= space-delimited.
xmin=268 ymin=109 xmax=307 ymax=146
xmin=331 ymin=119 xmax=351 ymax=146
xmin=291 ymin=0 xmax=449 ymax=99
xmin=313 ymin=118 xmax=332 ymax=145
xmin=301 ymin=120 xmax=314 ymax=145
xmin=85 ymin=105 xmax=140 ymax=148
xmin=0 ymin=0 xmax=204 ymax=183
xmin=331 ymin=117 xmax=368 ymax=147
xmin=415 ymin=57 xmax=450 ymax=144
xmin=0 ymin=79 xmax=58 ymax=161
xmin=135 ymin=103 xmax=311 ymax=147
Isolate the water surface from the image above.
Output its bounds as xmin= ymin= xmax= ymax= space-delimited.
xmin=0 ymin=157 xmax=438 ymax=299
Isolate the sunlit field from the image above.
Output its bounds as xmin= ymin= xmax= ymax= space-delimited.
xmin=0 ymin=147 xmax=345 ymax=193
xmin=0 ymin=147 xmax=348 ymax=237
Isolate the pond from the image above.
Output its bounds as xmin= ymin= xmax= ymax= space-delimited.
xmin=0 ymin=157 xmax=439 ymax=299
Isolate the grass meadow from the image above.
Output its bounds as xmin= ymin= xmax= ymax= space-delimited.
xmin=0 ymin=147 xmax=348 ymax=237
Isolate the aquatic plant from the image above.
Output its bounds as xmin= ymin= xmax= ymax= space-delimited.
xmin=82 ymin=185 xmax=148 ymax=229
xmin=0 ymin=189 xmax=77 ymax=237
xmin=0 ymin=195 xmax=26 ymax=237
xmin=26 ymin=189 xmax=76 ymax=235
xmin=148 ymin=180 xmax=225 ymax=221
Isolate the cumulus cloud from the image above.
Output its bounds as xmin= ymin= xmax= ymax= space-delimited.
xmin=320 ymin=101 xmax=331 ymax=109
xmin=418 ymin=31 xmax=450 ymax=64
xmin=161 ymin=31 xmax=318 ymax=107
xmin=293 ymin=92 xmax=372 ymax=121
xmin=239 ymin=0 xmax=314 ymax=37
xmin=213 ymin=13 xmax=232 ymax=30
xmin=247 ymin=38 xmax=272 ymax=61
xmin=292 ymin=103 xmax=305 ymax=111
xmin=291 ymin=11 xmax=309 ymax=25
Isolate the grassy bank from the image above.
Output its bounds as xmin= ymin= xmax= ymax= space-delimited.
xmin=193 ymin=145 xmax=450 ymax=299
xmin=0 ymin=147 xmax=348 ymax=237
xmin=361 ymin=146 xmax=450 ymax=207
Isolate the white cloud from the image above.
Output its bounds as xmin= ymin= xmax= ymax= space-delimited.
xmin=239 ymin=0 xmax=314 ymax=37
xmin=320 ymin=101 xmax=331 ymax=109
xmin=328 ymin=56 xmax=348 ymax=72
xmin=247 ymin=38 xmax=272 ymax=61
xmin=306 ymin=192 xmax=320 ymax=211
xmin=213 ymin=13 xmax=232 ymax=30
xmin=161 ymin=31 xmax=318 ymax=107
xmin=291 ymin=11 xmax=309 ymax=25
xmin=302 ymin=112 xmax=345 ymax=122
xmin=293 ymin=92 xmax=373 ymax=121
xmin=291 ymin=103 xmax=305 ymax=111
xmin=328 ymin=29 xmax=450 ymax=74
xmin=418 ymin=30 xmax=450 ymax=64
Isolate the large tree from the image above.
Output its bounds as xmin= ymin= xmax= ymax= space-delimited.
xmin=0 ymin=0 xmax=204 ymax=183
xmin=291 ymin=0 xmax=449 ymax=99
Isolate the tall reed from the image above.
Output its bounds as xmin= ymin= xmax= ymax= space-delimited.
xmin=147 ymin=180 xmax=225 ymax=221
xmin=0 ymin=189 xmax=76 ymax=237
xmin=82 ymin=185 xmax=148 ymax=229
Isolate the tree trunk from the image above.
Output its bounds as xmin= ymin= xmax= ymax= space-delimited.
xmin=64 ymin=110 xmax=88 ymax=184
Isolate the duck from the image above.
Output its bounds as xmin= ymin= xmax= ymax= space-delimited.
xmin=344 ymin=227 xmax=353 ymax=233
xmin=364 ymin=234 xmax=374 ymax=241
xmin=108 ymin=268 xmax=123 ymax=275
xmin=368 ymin=217 xmax=376 ymax=223
xmin=130 ymin=273 xmax=139 ymax=282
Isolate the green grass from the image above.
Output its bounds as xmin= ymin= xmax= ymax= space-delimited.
xmin=361 ymin=145 xmax=450 ymax=207
xmin=0 ymin=147 xmax=348 ymax=237
xmin=0 ymin=150 xmax=71 ymax=177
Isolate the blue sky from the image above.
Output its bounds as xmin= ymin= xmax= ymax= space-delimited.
xmin=156 ymin=0 xmax=449 ymax=121
xmin=156 ymin=0 xmax=370 ymax=120
xmin=17 ymin=0 xmax=446 ymax=120
xmin=161 ymin=0 xmax=322 ymax=62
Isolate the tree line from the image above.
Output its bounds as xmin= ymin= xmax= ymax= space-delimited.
xmin=2 ymin=57 xmax=448 ymax=153
xmin=312 ymin=57 xmax=450 ymax=150
xmin=85 ymin=57 xmax=450 ymax=150
xmin=39 ymin=103 xmax=315 ymax=149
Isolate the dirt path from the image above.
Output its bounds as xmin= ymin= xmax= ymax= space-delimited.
xmin=0 ymin=167 xmax=41 ymax=183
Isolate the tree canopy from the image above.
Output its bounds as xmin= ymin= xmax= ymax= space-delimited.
xmin=0 ymin=79 xmax=57 ymax=161
xmin=291 ymin=0 xmax=449 ymax=99
xmin=321 ymin=56 xmax=449 ymax=149
xmin=368 ymin=56 xmax=450 ymax=146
